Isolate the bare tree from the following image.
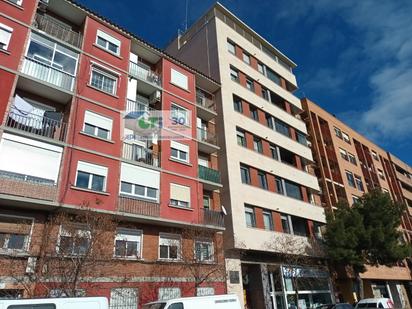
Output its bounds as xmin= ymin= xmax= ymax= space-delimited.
xmin=264 ymin=234 xmax=327 ymax=308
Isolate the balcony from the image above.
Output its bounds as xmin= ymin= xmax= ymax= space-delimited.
xmin=126 ymin=99 xmax=149 ymax=113
xmin=118 ymin=196 xmax=160 ymax=217
xmin=33 ymin=13 xmax=82 ymax=48
xmin=6 ymin=109 xmax=67 ymax=142
xmin=122 ymin=143 xmax=159 ymax=167
xmin=200 ymin=208 xmax=224 ymax=228
xmin=129 ymin=61 xmax=161 ymax=88
xmin=197 ymin=128 xmax=218 ymax=154
xmin=198 ymin=165 xmax=221 ymax=185
xmin=196 ymin=92 xmax=216 ymax=121
xmin=0 ymin=171 xmax=58 ymax=202
xmin=21 ymin=57 xmax=75 ymax=92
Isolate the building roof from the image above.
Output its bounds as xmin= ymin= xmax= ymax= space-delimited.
xmin=65 ymin=0 xmax=221 ymax=87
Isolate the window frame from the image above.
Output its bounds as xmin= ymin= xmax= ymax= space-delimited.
xmin=170 ymin=68 xmax=189 ymax=90
xmin=262 ymin=211 xmax=274 ymax=231
xmin=170 ymin=103 xmax=190 ymax=127
xmin=0 ymin=23 xmax=13 ymax=51
xmin=159 ymin=233 xmax=181 ymax=261
xmin=236 ymin=128 xmax=246 ymax=147
xmin=354 ymin=175 xmax=364 ymax=191
xmin=345 ymin=171 xmax=356 ymax=188
xmin=170 ymin=140 xmax=190 ymax=163
xmin=0 ymin=214 xmax=33 ymax=253
xmin=240 ymin=165 xmax=251 ymax=184
xmin=95 ymin=29 xmax=121 ymax=55
xmin=257 ymin=170 xmax=268 ymax=190
xmin=242 ymin=51 xmax=251 ymax=65
xmin=120 ymin=181 xmax=158 ymax=201
xmin=230 ymin=67 xmax=239 ymax=82
xmin=82 ymin=110 xmax=113 ymax=140
xmin=227 ymin=40 xmax=236 ymax=54
xmin=75 ymin=161 xmax=108 ymax=192
xmin=90 ymin=66 xmax=118 ymax=95
xmin=245 ymin=206 xmax=256 ymax=228
xmin=194 ymin=239 xmax=214 ymax=262
xmin=114 ymin=228 xmax=143 ymax=259
xmin=233 ymin=96 xmax=243 ymax=113
xmin=57 ymin=224 xmax=91 ymax=256
xmin=245 ymin=77 xmax=255 ymax=92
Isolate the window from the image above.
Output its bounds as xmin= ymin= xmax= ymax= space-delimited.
xmin=258 ymin=62 xmax=265 ymax=75
xmin=0 ymin=215 xmax=32 ymax=252
xmin=270 ymin=144 xmax=279 ymax=160
xmin=243 ymin=52 xmax=250 ymax=64
xmin=275 ymin=119 xmax=290 ymax=137
xmin=196 ymin=287 xmax=214 ymax=296
xmin=240 ymin=165 xmax=250 ymax=184
xmin=170 ymin=68 xmax=188 ymax=90
xmin=233 ymin=96 xmax=243 ymax=112
xmin=371 ymin=150 xmax=379 ymax=161
xmin=246 ymin=78 xmax=254 ymax=92
xmin=261 ymin=87 xmax=269 ymax=101
xmin=284 ymin=180 xmax=302 ymax=200
xmin=27 ymin=33 xmax=78 ymax=76
xmin=355 ymin=175 xmax=364 ymax=191
xmin=58 ymin=225 xmax=90 ymax=256
xmin=263 ymin=211 xmax=274 ymax=231
xmin=159 ymin=233 xmax=181 ymax=260
xmin=83 ymin=110 xmax=113 ymax=140
xmin=195 ymin=240 xmax=214 ymax=262
xmin=158 ymin=288 xmax=181 ymax=301
xmin=346 ymin=171 xmax=355 ymax=188
xmin=120 ymin=182 xmax=158 ymax=200
xmin=171 ymin=103 xmax=190 ymax=126
xmin=352 ymin=195 xmax=360 ymax=205
xmin=7 ymin=0 xmax=23 ymax=6
xmin=266 ymin=67 xmax=281 ymax=86
xmin=114 ymin=229 xmax=142 ymax=259
xmin=227 ymin=40 xmax=236 ymax=54
xmin=170 ymin=183 xmax=191 ymax=208
xmin=230 ymin=67 xmax=239 ymax=82
xmin=245 ymin=206 xmax=256 ymax=227
xmin=253 ymin=137 xmax=263 ymax=153
xmin=296 ymin=131 xmax=307 ymax=145
xmin=348 ymin=153 xmax=357 ymax=165
xmin=96 ymin=30 xmax=120 ymax=55
xmin=0 ymin=23 xmax=13 ymax=51
xmin=275 ymin=177 xmax=284 ymax=194
xmin=120 ymin=162 xmax=160 ymax=201
xmin=339 ymin=148 xmax=348 ymax=161
xmin=250 ymin=105 xmax=259 ymax=121
xmin=109 ymin=288 xmax=137 ymax=309
xmin=258 ymin=170 xmax=268 ymax=190
xmin=170 ymin=141 xmax=189 ymax=163
xmin=90 ymin=66 xmax=118 ymax=95
xmin=334 ymin=127 xmax=342 ymax=139
xmin=281 ymin=215 xmax=291 ymax=234
xmin=313 ymin=222 xmax=324 ymax=240
xmin=203 ymin=195 xmax=210 ymax=209
xmin=236 ymin=129 xmax=246 ymax=147
xmin=75 ymin=161 xmax=107 ymax=192
xmin=342 ymin=132 xmax=350 ymax=144
xmin=378 ymin=169 xmax=385 ymax=180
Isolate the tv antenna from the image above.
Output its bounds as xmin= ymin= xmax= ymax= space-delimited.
xmin=184 ymin=0 xmax=190 ymax=31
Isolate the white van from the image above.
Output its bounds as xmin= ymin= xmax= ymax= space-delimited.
xmin=143 ymin=294 xmax=241 ymax=309
xmin=0 ymin=297 xmax=108 ymax=309
xmin=355 ymin=298 xmax=394 ymax=309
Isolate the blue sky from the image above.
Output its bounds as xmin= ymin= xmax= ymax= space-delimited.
xmin=77 ymin=0 xmax=412 ymax=165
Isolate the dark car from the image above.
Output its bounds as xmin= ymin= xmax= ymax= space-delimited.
xmin=317 ymin=304 xmax=354 ymax=309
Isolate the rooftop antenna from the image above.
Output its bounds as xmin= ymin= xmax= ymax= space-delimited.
xmin=185 ymin=0 xmax=189 ymax=31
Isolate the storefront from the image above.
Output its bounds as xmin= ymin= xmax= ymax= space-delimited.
xmin=242 ymin=263 xmax=334 ymax=309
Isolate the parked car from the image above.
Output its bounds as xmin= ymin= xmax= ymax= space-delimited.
xmin=143 ymin=294 xmax=241 ymax=309
xmin=0 ymin=297 xmax=108 ymax=309
xmin=317 ymin=303 xmax=354 ymax=309
xmin=354 ymin=298 xmax=394 ymax=308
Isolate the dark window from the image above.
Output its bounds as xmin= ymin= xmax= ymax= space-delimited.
xmin=237 ymin=129 xmax=246 ymax=147
xmin=275 ymin=119 xmax=290 ymax=137
xmin=168 ymin=303 xmax=184 ymax=309
xmin=253 ymin=137 xmax=263 ymax=153
xmin=240 ymin=165 xmax=250 ymax=184
xmin=346 ymin=171 xmax=355 ymax=188
xmin=270 ymin=145 xmax=279 ymax=160
xmin=246 ymin=78 xmax=254 ymax=92
xmin=233 ymin=96 xmax=243 ymax=112
xmin=258 ymin=171 xmax=268 ymax=190
xmin=296 ymin=131 xmax=307 ymax=145
xmin=276 ymin=177 xmax=284 ymax=194
xmin=250 ymin=106 xmax=259 ymax=121
xmin=245 ymin=206 xmax=256 ymax=227
xmin=281 ymin=215 xmax=291 ymax=234
xmin=263 ymin=211 xmax=274 ymax=231
xmin=284 ymin=180 xmax=302 ymax=200
xmin=266 ymin=67 xmax=281 ymax=86
xmin=291 ymin=216 xmax=308 ymax=237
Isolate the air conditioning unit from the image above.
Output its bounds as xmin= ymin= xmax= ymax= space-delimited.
xmin=26 ymin=257 xmax=37 ymax=274
xmin=149 ymin=90 xmax=161 ymax=104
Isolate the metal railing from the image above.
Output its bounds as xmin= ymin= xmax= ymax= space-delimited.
xmin=126 ymin=99 xmax=149 ymax=113
xmin=197 ymin=127 xmax=217 ymax=146
xmin=22 ymin=57 xmax=75 ymax=91
xmin=129 ymin=61 xmax=161 ymax=87
xmin=122 ymin=143 xmax=159 ymax=167
xmin=6 ymin=110 xmax=67 ymax=142
xmin=201 ymin=208 xmax=224 ymax=228
xmin=196 ymin=93 xmax=216 ymax=112
xmin=33 ymin=13 xmax=83 ymax=48
xmin=118 ymin=196 xmax=160 ymax=217
xmin=198 ymin=165 xmax=221 ymax=184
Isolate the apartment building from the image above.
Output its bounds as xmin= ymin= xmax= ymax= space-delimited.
xmin=301 ymin=98 xmax=412 ymax=308
xmin=167 ymin=4 xmax=332 ymax=309
xmin=0 ymin=0 xmax=225 ymax=305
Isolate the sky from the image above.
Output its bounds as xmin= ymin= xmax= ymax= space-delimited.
xmin=76 ymin=0 xmax=412 ymax=165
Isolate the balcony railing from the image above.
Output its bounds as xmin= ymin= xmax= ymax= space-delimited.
xmin=126 ymin=99 xmax=149 ymax=113
xmin=0 ymin=170 xmax=58 ymax=202
xmin=6 ymin=110 xmax=67 ymax=142
xmin=200 ymin=208 xmax=224 ymax=228
xmin=33 ymin=13 xmax=83 ymax=48
xmin=197 ymin=128 xmax=217 ymax=146
xmin=118 ymin=196 xmax=160 ymax=217
xmin=129 ymin=61 xmax=161 ymax=87
xmin=22 ymin=57 xmax=75 ymax=91
xmin=198 ymin=165 xmax=221 ymax=184
xmin=122 ymin=143 xmax=159 ymax=167
xmin=196 ymin=93 xmax=216 ymax=112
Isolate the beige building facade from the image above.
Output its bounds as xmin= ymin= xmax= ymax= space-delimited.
xmin=167 ymin=4 xmax=332 ymax=309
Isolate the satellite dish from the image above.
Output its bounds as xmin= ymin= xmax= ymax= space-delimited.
xmin=221 ymin=205 xmax=227 ymax=216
